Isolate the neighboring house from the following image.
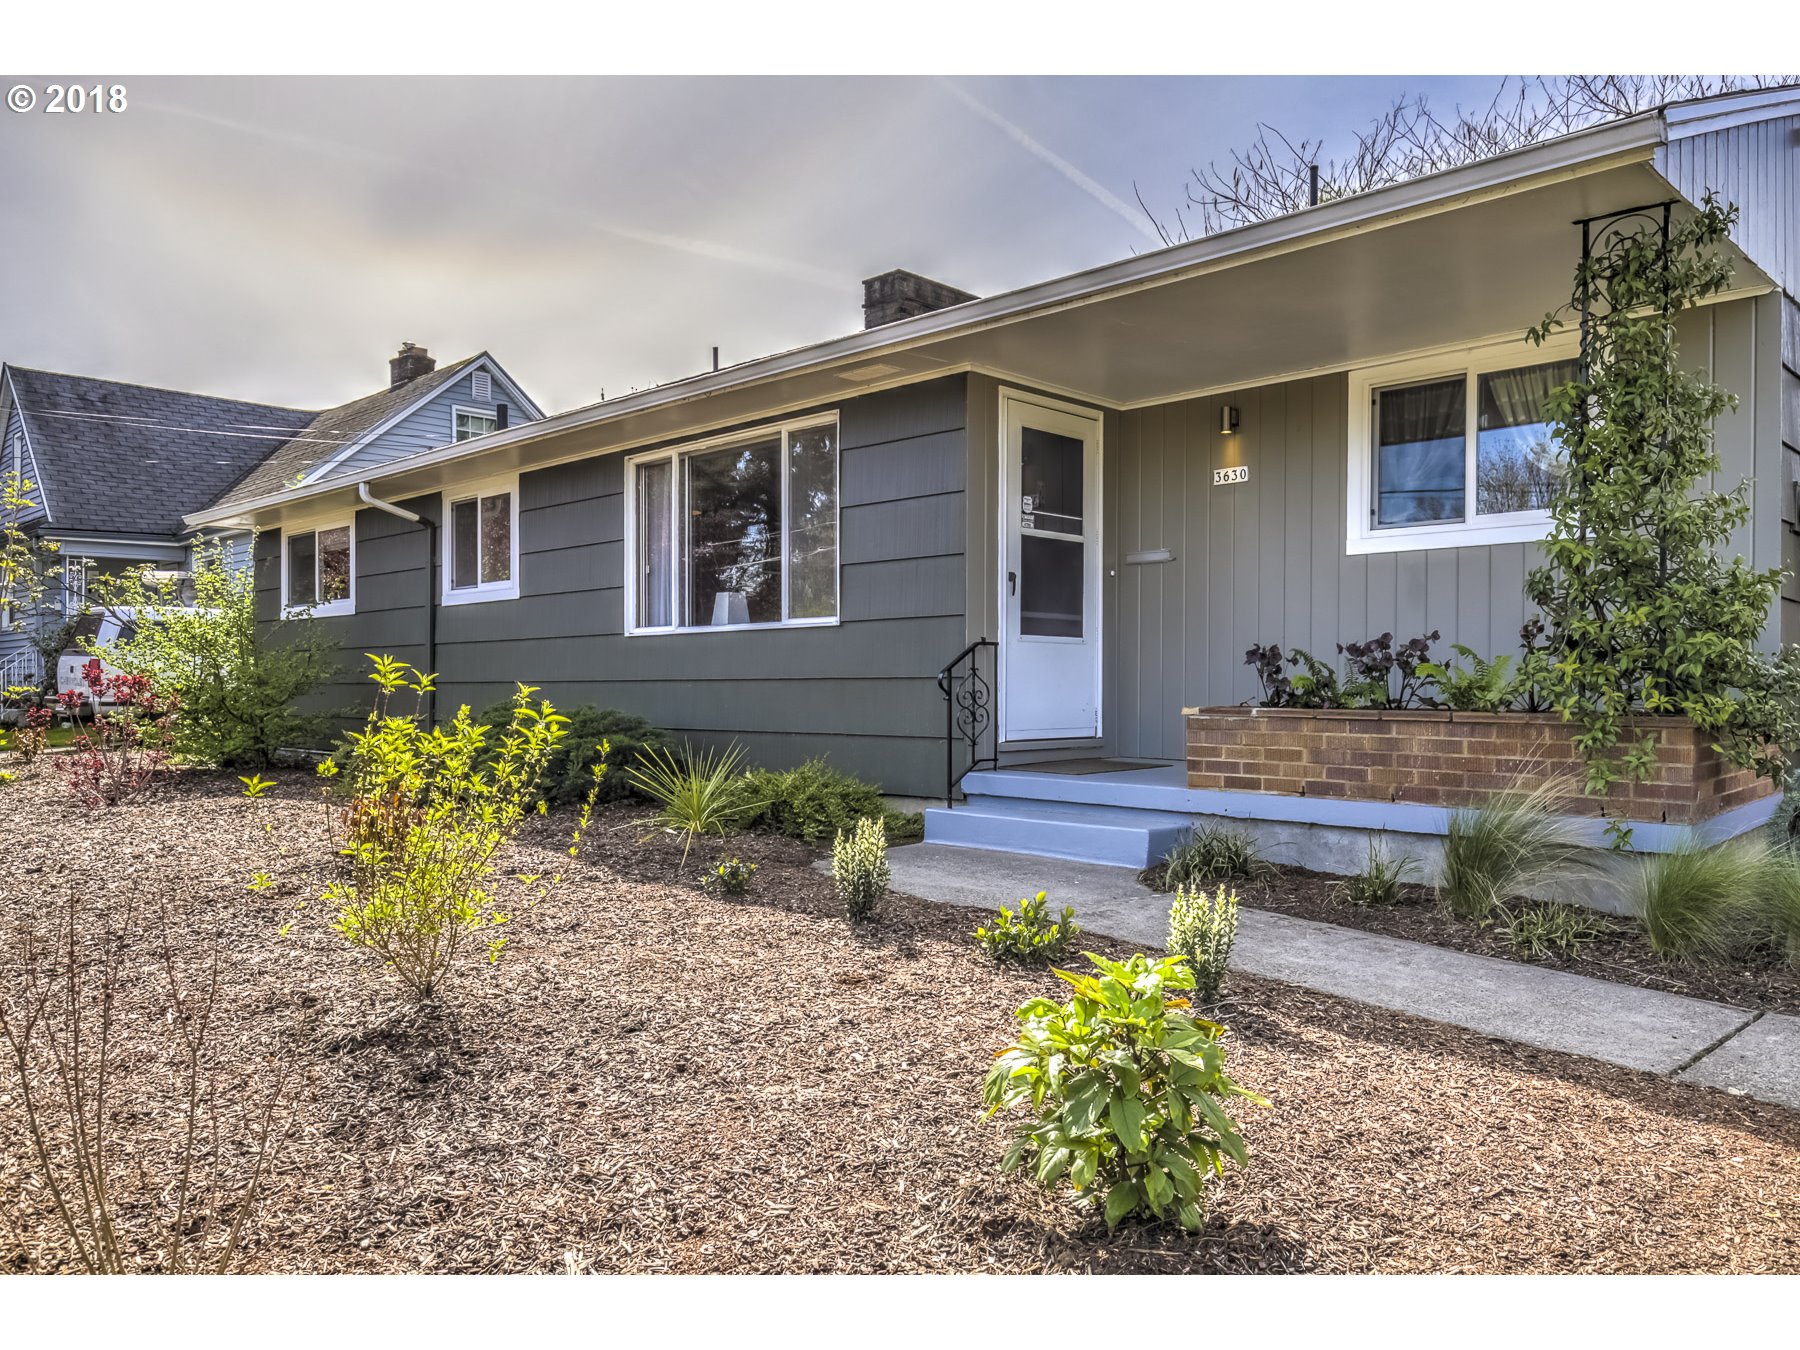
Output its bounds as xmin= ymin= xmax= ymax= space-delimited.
xmin=185 ymin=87 xmax=1800 ymax=865
xmin=0 ymin=345 xmax=543 ymax=689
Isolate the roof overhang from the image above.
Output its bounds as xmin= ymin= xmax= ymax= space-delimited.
xmin=186 ymin=107 xmax=1775 ymax=533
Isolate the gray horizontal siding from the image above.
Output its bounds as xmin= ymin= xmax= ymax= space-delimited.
xmin=262 ymin=376 xmax=971 ymax=795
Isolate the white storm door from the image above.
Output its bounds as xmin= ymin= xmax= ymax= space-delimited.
xmin=1000 ymin=393 xmax=1102 ymax=742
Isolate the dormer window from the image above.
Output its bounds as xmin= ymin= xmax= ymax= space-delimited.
xmin=454 ymin=407 xmax=498 ymax=442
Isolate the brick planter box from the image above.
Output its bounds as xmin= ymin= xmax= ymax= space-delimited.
xmin=1181 ymin=707 xmax=1772 ymax=824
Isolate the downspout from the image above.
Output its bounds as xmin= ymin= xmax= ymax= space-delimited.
xmin=357 ymin=483 xmax=437 ymax=727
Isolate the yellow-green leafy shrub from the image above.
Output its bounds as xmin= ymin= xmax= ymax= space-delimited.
xmin=832 ymin=815 xmax=888 ymax=922
xmin=974 ymin=890 xmax=1079 ymax=966
xmin=1167 ymin=885 xmax=1239 ymax=1004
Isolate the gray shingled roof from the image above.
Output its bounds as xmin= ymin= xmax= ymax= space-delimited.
xmin=212 ymin=355 xmax=480 ymax=508
xmin=6 ymin=367 xmax=317 ymax=539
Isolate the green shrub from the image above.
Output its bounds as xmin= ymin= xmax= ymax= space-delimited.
xmin=974 ymin=890 xmax=1080 ymax=966
xmin=1154 ymin=824 xmax=1269 ymax=889
xmin=983 ymin=952 xmax=1264 ymax=1232
xmin=1417 ymin=644 xmax=1514 ymax=711
xmin=476 ymin=702 xmax=669 ymax=806
xmin=832 ymin=816 xmax=888 ymax=922
xmin=742 ymin=757 xmax=888 ymax=843
xmin=627 ymin=742 xmax=759 ymax=868
xmin=706 ymin=857 xmax=758 ymax=896
xmin=1167 ymin=885 xmax=1239 ymax=1004
xmin=1627 ymin=838 xmax=1764 ymax=961
xmin=90 ymin=534 xmax=338 ymax=767
xmin=322 ymin=655 xmax=604 ymax=1000
xmin=1439 ymin=778 xmax=1595 ymax=921
xmin=1494 ymin=902 xmax=1616 ymax=960
xmin=1333 ymin=842 xmax=1418 ymax=908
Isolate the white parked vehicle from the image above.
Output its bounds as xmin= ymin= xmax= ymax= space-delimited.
xmin=55 ymin=609 xmax=146 ymax=708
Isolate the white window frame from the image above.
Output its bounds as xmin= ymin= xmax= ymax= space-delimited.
xmin=1346 ymin=332 xmax=1580 ymax=555
xmin=623 ymin=412 xmax=841 ymax=636
xmin=280 ymin=514 xmax=356 ymax=618
xmin=452 ymin=405 xmax=498 ymax=443
xmin=441 ymin=473 xmax=522 ymax=606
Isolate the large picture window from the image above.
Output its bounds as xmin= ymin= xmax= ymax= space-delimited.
xmin=442 ymin=478 xmax=519 ymax=605
xmin=284 ymin=521 xmax=353 ymax=615
xmin=626 ymin=415 xmax=839 ymax=632
xmin=1347 ymin=339 xmax=1578 ymax=554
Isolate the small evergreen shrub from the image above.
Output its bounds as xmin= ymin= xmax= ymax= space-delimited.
xmin=832 ymin=816 xmax=888 ymax=922
xmin=1333 ymin=842 xmax=1417 ymax=908
xmin=1167 ymin=885 xmax=1239 ymax=1004
xmin=708 ymin=857 xmax=758 ymax=896
xmin=1495 ymin=902 xmax=1615 ymax=960
xmin=1439 ymin=778 xmax=1594 ymax=920
xmin=741 ymin=757 xmax=889 ymax=843
xmin=477 ymin=702 xmax=670 ymax=806
xmin=974 ymin=890 xmax=1080 ymax=966
xmin=1154 ymin=824 xmax=1269 ymax=889
xmin=1627 ymin=839 xmax=1763 ymax=961
xmin=983 ymin=952 xmax=1264 ymax=1232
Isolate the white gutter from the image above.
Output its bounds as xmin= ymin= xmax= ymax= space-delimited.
xmin=185 ymin=108 xmax=1670 ymax=531
xmin=357 ymin=481 xmax=422 ymax=524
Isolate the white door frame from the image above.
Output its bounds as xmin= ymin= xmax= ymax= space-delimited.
xmin=995 ymin=386 xmax=1104 ymax=745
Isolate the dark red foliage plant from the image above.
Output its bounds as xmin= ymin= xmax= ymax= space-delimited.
xmin=55 ymin=660 xmax=177 ymax=808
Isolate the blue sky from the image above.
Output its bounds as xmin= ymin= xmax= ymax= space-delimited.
xmin=0 ymin=75 xmax=1506 ymax=414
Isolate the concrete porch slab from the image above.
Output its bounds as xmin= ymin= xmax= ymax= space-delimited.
xmin=880 ymin=843 xmax=1791 ymax=1105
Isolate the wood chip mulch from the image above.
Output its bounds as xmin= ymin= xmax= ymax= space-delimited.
xmin=1177 ymin=866 xmax=1800 ymax=1017
xmin=2 ymin=768 xmax=1797 ymax=1274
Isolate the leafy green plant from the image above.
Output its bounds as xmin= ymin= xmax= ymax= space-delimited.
xmin=974 ymin=890 xmax=1080 ymax=966
xmin=1167 ymin=885 xmax=1239 ymax=1003
xmin=1333 ymin=842 xmax=1419 ymax=907
xmin=707 ymin=857 xmax=758 ymax=896
xmin=1438 ymin=776 xmax=1596 ymax=921
xmin=1494 ymin=902 xmax=1616 ymax=960
xmin=982 ymin=952 xmax=1264 ymax=1232
xmin=321 ymin=654 xmax=605 ymax=1000
xmin=1525 ymin=196 xmax=1800 ymax=795
xmin=626 ymin=742 xmax=759 ymax=868
xmin=1418 ymin=644 xmax=1515 ymax=712
xmin=477 ymin=703 xmax=670 ymax=806
xmin=831 ymin=815 xmax=888 ymax=922
xmin=1625 ymin=838 xmax=1764 ymax=961
xmin=741 ymin=757 xmax=908 ymax=843
xmin=1153 ymin=824 xmax=1270 ymax=889
xmin=90 ymin=534 xmax=339 ymax=768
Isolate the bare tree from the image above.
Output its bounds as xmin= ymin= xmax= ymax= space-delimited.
xmin=1138 ymin=76 xmax=1799 ymax=245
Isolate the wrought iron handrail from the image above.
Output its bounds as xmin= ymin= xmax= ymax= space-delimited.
xmin=937 ymin=637 xmax=997 ymax=808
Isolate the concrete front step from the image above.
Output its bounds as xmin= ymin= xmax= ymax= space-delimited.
xmin=923 ymin=793 xmax=1192 ymax=868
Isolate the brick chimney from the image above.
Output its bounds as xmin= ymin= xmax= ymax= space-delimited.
xmin=389 ymin=341 xmax=436 ymax=389
xmin=861 ymin=270 xmax=977 ymax=329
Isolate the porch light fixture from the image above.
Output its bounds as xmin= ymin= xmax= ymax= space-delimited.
xmin=1220 ymin=404 xmax=1240 ymax=435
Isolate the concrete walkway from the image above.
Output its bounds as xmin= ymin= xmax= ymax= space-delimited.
xmin=879 ymin=843 xmax=1800 ymax=1112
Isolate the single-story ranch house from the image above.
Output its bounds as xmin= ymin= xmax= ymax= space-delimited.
xmin=187 ymin=86 xmax=1800 ymax=870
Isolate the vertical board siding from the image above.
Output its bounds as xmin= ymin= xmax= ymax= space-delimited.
xmin=1780 ymin=297 xmax=1800 ymax=643
xmin=1107 ymin=297 xmax=1781 ymax=761
xmin=263 ymin=376 xmax=970 ymax=795
xmin=1659 ymin=114 xmax=1800 ymax=301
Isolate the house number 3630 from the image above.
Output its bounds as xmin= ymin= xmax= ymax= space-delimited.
xmin=1213 ymin=465 xmax=1250 ymax=486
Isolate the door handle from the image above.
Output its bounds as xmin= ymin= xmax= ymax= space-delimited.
xmin=1007 ymin=570 xmax=1017 ymax=597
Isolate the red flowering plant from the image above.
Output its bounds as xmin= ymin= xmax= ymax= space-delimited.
xmin=4 ymin=704 xmax=52 ymax=766
xmin=56 ymin=660 xmax=178 ymax=807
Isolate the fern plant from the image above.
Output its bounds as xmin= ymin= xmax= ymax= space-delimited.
xmin=832 ymin=816 xmax=889 ymax=922
xmin=1167 ymin=885 xmax=1239 ymax=1004
xmin=1418 ymin=644 xmax=1515 ymax=712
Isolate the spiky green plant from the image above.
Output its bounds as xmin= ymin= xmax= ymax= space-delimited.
xmin=1761 ymin=856 xmax=1800 ymax=970
xmin=1494 ymin=902 xmax=1616 ymax=960
xmin=1154 ymin=824 xmax=1270 ymax=890
xmin=1438 ymin=777 xmax=1596 ymax=921
xmin=1627 ymin=838 xmax=1765 ymax=961
xmin=626 ymin=742 xmax=758 ymax=868
xmin=1333 ymin=841 xmax=1418 ymax=908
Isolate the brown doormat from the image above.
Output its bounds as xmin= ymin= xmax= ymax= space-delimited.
xmin=1016 ymin=759 xmax=1171 ymax=775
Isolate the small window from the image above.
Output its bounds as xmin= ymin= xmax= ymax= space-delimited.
xmin=627 ymin=415 xmax=839 ymax=633
xmin=442 ymin=482 xmax=518 ymax=604
xmin=1347 ymin=343 xmax=1578 ymax=555
xmin=454 ymin=408 xmax=498 ymax=442
xmin=285 ymin=523 xmax=353 ymax=614
xmin=471 ymin=370 xmax=492 ymax=401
